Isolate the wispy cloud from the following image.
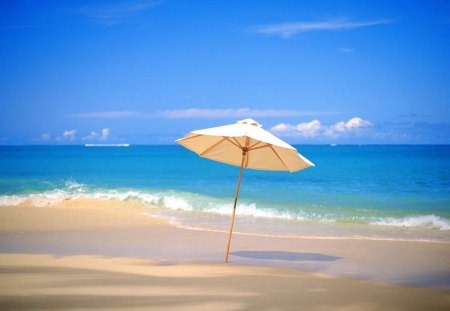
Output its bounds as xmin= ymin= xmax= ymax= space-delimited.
xmin=153 ymin=108 xmax=337 ymax=119
xmin=40 ymin=133 xmax=51 ymax=141
xmin=32 ymin=133 xmax=51 ymax=143
xmin=271 ymin=117 xmax=372 ymax=138
xmin=249 ymin=19 xmax=392 ymax=38
xmin=339 ymin=47 xmax=354 ymax=53
xmin=71 ymin=108 xmax=338 ymax=119
xmin=71 ymin=111 xmax=142 ymax=118
xmin=79 ymin=1 xmax=164 ymax=25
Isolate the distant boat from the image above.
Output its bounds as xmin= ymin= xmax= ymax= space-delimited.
xmin=330 ymin=144 xmax=337 ymax=147
xmin=85 ymin=144 xmax=130 ymax=147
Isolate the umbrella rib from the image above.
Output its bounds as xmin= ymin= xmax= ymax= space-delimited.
xmin=200 ymin=137 xmax=227 ymax=156
xmin=249 ymin=141 xmax=262 ymax=149
xmin=176 ymin=134 xmax=201 ymax=142
xmin=232 ymin=137 xmax=243 ymax=149
xmin=224 ymin=137 xmax=242 ymax=150
xmin=249 ymin=144 xmax=271 ymax=151
xmin=269 ymin=145 xmax=290 ymax=171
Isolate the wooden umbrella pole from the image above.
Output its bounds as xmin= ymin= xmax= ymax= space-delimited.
xmin=224 ymin=148 xmax=247 ymax=263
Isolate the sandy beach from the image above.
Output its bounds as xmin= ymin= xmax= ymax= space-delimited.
xmin=0 ymin=199 xmax=449 ymax=310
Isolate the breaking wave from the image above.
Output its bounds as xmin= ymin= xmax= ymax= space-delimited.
xmin=0 ymin=180 xmax=449 ymax=231
xmin=370 ymin=215 xmax=450 ymax=231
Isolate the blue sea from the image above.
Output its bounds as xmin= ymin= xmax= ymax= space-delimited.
xmin=1 ymin=145 xmax=449 ymax=242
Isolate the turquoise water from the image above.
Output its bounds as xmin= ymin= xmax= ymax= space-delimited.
xmin=1 ymin=145 xmax=449 ymax=240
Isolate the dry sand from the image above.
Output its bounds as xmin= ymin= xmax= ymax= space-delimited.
xmin=0 ymin=199 xmax=449 ymax=310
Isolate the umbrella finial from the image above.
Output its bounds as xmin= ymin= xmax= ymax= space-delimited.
xmin=236 ymin=118 xmax=262 ymax=128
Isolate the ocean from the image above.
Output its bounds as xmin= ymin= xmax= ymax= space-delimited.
xmin=1 ymin=145 xmax=449 ymax=242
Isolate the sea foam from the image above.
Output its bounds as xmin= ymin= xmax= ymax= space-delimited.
xmin=371 ymin=215 xmax=450 ymax=231
xmin=202 ymin=203 xmax=300 ymax=220
xmin=0 ymin=183 xmax=449 ymax=231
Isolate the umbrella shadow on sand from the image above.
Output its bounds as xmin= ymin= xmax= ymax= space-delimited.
xmin=231 ymin=251 xmax=341 ymax=262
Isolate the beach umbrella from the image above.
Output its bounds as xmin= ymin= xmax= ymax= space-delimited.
xmin=176 ymin=119 xmax=314 ymax=263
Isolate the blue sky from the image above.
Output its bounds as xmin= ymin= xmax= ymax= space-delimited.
xmin=1 ymin=0 xmax=449 ymax=144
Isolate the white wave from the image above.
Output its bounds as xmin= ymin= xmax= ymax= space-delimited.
xmin=1 ymin=185 xmax=449 ymax=232
xmin=371 ymin=215 xmax=450 ymax=230
xmin=0 ymin=187 xmax=293 ymax=220
xmin=84 ymin=191 xmax=194 ymax=212
xmin=0 ymin=191 xmax=68 ymax=207
xmin=0 ymin=188 xmax=191 ymax=212
xmin=30 ymin=191 xmax=68 ymax=207
xmin=162 ymin=195 xmax=194 ymax=211
xmin=203 ymin=202 xmax=301 ymax=220
xmin=65 ymin=179 xmax=84 ymax=192
xmin=0 ymin=195 xmax=28 ymax=206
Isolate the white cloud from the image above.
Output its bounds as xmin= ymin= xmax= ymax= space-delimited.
xmin=72 ymin=111 xmax=142 ymax=118
xmin=59 ymin=130 xmax=76 ymax=141
xmin=271 ymin=117 xmax=372 ymax=138
xmin=334 ymin=117 xmax=372 ymax=132
xmin=82 ymin=128 xmax=110 ymax=141
xmin=249 ymin=19 xmax=392 ymax=38
xmin=325 ymin=117 xmax=373 ymax=137
xmin=100 ymin=128 xmax=110 ymax=140
xmin=272 ymin=120 xmax=323 ymax=137
xmin=295 ymin=120 xmax=323 ymax=137
xmin=271 ymin=123 xmax=292 ymax=132
xmin=154 ymin=108 xmax=335 ymax=119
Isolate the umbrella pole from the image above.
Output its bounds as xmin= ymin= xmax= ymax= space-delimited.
xmin=225 ymin=150 xmax=247 ymax=263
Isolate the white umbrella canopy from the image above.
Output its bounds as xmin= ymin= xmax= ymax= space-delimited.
xmin=176 ymin=119 xmax=314 ymax=262
xmin=177 ymin=119 xmax=314 ymax=172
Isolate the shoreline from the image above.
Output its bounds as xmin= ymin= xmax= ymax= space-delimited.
xmin=168 ymin=219 xmax=450 ymax=244
xmin=2 ymin=193 xmax=449 ymax=243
